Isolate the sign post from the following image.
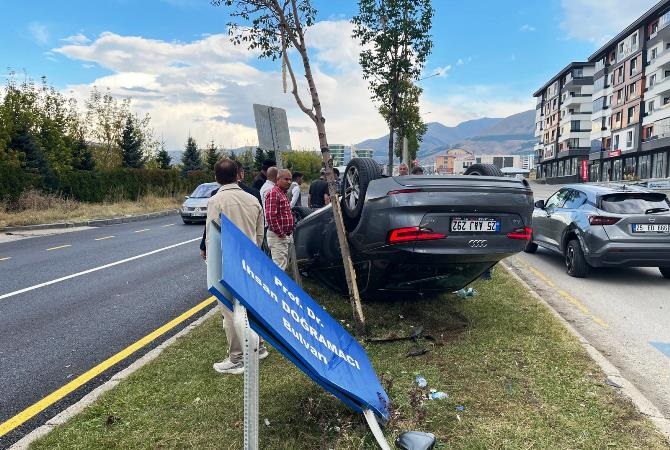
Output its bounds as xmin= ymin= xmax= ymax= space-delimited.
xmin=209 ymin=215 xmax=391 ymax=448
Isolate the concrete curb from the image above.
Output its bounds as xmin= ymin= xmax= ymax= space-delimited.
xmin=501 ymin=261 xmax=670 ymax=444
xmin=1 ymin=209 xmax=179 ymax=233
xmin=10 ymin=306 xmax=218 ymax=450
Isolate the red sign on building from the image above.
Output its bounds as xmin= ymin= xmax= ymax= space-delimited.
xmin=580 ymin=160 xmax=589 ymax=182
xmin=608 ymin=149 xmax=621 ymax=158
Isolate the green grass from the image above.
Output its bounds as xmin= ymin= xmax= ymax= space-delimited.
xmin=31 ymin=268 xmax=668 ymax=449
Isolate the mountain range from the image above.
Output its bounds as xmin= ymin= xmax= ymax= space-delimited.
xmin=355 ymin=109 xmax=536 ymax=163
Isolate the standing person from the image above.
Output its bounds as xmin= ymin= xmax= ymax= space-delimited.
xmin=205 ymin=159 xmax=268 ymax=374
xmin=289 ymin=171 xmax=304 ymax=207
xmin=308 ymin=168 xmax=329 ymax=208
xmin=252 ymin=159 xmax=276 ymax=191
xmin=265 ymin=169 xmax=295 ymax=270
xmin=199 ymin=161 xmax=261 ymax=260
xmin=260 ymin=166 xmax=278 ymax=210
xmin=398 ymin=163 xmax=409 ymax=176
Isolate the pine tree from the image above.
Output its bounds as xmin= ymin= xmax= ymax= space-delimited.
xmin=254 ymin=147 xmax=264 ymax=171
xmin=156 ymin=144 xmax=172 ymax=169
xmin=119 ymin=116 xmax=144 ymax=168
xmin=181 ymin=136 xmax=202 ymax=176
xmin=204 ymin=140 xmax=220 ymax=171
xmin=72 ymin=135 xmax=95 ymax=171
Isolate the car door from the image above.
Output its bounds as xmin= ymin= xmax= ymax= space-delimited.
xmin=553 ymin=189 xmax=588 ymax=250
xmin=534 ymin=188 xmax=570 ymax=249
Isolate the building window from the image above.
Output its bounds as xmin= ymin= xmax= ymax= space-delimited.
xmin=639 ymin=154 xmax=651 ymax=179
xmin=601 ymin=117 xmax=607 ymax=130
xmin=628 ymin=106 xmax=635 ymax=123
xmin=571 ymin=120 xmax=580 ymax=132
xmin=618 ymin=67 xmax=624 ymax=83
xmin=623 ymin=157 xmax=637 ymax=180
xmin=612 ymin=158 xmax=623 ymax=181
xmin=632 ymin=33 xmax=637 ymax=47
xmin=626 ymin=130 xmax=633 ymax=148
xmin=619 ymin=42 xmax=624 ymax=54
xmin=665 ymin=69 xmax=670 ymax=79
xmin=629 ymin=82 xmax=637 ymax=97
xmin=630 ymin=58 xmax=637 ymax=76
xmin=652 ymin=152 xmax=668 ymax=178
xmin=617 ymin=90 xmax=623 ymax=103
xmin=648 ymin=101 xmax=655 ymax=114
xmin=615 ymin=111 xmax=622 ymax=122
xmin=652 ymin=22 xmax=659 ymax=35
xmin=614 ymin=134 xmax=620 ymax=149
xmin=650 ymin=74 xmax=656 ymax=87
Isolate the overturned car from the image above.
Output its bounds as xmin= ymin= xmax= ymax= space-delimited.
xmin=292 ymin=158 xmax=534 ymax=299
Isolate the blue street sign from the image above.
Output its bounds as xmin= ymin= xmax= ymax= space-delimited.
xmin=209 ymin=214 xmax=389 ymax=421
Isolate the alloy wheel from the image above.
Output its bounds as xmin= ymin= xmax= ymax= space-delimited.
xmin=344 ymin=166 xmax=360 ymax=212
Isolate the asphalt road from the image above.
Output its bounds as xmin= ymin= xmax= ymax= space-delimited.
xmin=507 ymin=180 xmax=670 ymax=418
xmin=0 ymin=216 xmax=215 ymax=448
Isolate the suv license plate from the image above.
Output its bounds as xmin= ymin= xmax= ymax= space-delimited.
xmin=451 ymin=218 xmax=500 ymax=232
xmin=632 ymin=224 xmax=669 ymax=233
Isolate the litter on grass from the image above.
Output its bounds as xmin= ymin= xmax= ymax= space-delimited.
xmin=415 ymin=375 xmax=427 ymax=388
xmin=456 ymin=287 xmax=477 ymax=298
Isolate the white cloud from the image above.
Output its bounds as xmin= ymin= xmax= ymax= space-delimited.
xmin=560 ymin=0 xmax=657 ymax=44
xmin=61 ymin=33 xmax=91 ymax=45
xmin=53 ymin=23 xmax=531 ymax=150
xmin=519 ymin=24 xmax=536 ymax=32
xmin=29 ymin=22 xmax=49 ymax=45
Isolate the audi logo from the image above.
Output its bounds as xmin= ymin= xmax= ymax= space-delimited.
xmin=468 ymin=239 xmax=488 ymax=248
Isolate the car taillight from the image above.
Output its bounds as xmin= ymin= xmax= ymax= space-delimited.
xmin=387 ymin=227 xmax=446 ymax=244
xmin=507 ymin=227 xmax=532 ymax=240
xmin=588 ymin=215 xmax=620 ymax=225
xmin=387 ymin=188 xmax=421 ymax=196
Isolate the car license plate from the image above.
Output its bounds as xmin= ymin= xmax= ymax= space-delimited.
xmin=632 ymin=223 xmax=669 ymax=233
xmin=451 ymin=218 xmax=499 ymax=232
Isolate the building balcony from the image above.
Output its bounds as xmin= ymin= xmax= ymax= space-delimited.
xmin=563 ymin=76 xmax=593 ymax=89
xmin=557 ymin=147 xmax=591 ymax=159
xmin=647 ymin=47 xmax=670 ymax=72
xmin=643 ymin=102 xmax=670 ymax=125
xmin=641 ymin=134 xmax=670 ymax=151
xmin=646 ymin=76 xmax=670 ymax=98
xmin=562 ymin=93 xmax=591 ymax=107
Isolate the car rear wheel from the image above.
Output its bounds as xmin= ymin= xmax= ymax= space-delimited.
xmin=463 ymin=163 xmax=504 ymax=177
xmin=659 ymin=267 xmax=670 ymax=279
xmin=565 ymin=239 xmax=589 ymax=278
xmin=341 ymin=158 xmax=382 ymax=223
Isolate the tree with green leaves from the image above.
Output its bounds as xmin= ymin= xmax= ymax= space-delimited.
xmin=212 ymin=0 xmax=367 ymax=332
xmin=155 ymin=141 xmax=172 ymax=170
xmin=181 ymin=136 xmax=202 ymax=176
xmin=120 ymin=116 xmax=145 ymax=168
xmin=72 ymin=135 xmax=95 ymax=171
xmin=379 ymin=79 xmax=426 ymax=162
xmin=253 ymin=147 xmax=265 ymax=171
xmin=204 ymin=140 xmax=220 ymax=172
xmin=353 ymin=0 xmax=434 ymax=174
xmin=85 ymin=87 xmax=131 ymax=169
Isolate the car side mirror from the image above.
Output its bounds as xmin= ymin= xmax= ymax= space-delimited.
xmin=184 ymin=195 xmax=190 ymax=200
xmin=534 ymin=199 xmax=545 ymax=209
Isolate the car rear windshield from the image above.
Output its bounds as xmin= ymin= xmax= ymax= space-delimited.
xmin=190 ymin=184 xmax=218 ymax=198
xmin=599 ymin=193 xmax=670 ymax=214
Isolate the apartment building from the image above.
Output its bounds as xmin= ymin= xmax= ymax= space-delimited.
xmin=533 ymin=62 xmax=594 ymax=183
xmin=351 ymin=147 xmax=374 ymax=159
xmin=329 ymin=144 xmax=346 ymax=167
xmin=534 ymin=1 xmax=670 ymax=183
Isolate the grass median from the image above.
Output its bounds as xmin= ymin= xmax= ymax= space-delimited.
xmin=0 ymin=190 xmax=182 ymax=228
xmin=31 ymin=268 xmax=668 ymax=449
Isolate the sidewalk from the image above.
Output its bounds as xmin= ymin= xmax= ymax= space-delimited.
xmin=17 ymin=269 xmax=670 ymax=449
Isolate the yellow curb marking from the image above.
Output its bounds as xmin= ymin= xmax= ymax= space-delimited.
xmin=515 ymin=257 xmax=608 ymax=329
xmin=46 ymin=245 xmax=71 ymax=251
xmin=0 ymin=296 xmax=217 ymax=438
xmin=94 ymin=236 xmax=115 ymax=241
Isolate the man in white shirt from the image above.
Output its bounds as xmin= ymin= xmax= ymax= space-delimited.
xmin=289 ymin=171 xmax=304 ymax=207
xmin=260 ymin=166 xmax=278 ymax=210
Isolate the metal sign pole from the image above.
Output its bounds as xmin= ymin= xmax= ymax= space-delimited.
xmin=233 ymin=299 xmax=260 ymax=450
xmin=362 ymin=409 xmax=392 ymax=450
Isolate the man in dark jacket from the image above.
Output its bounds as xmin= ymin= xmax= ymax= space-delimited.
xmin=252 ymin=159 xmax=276 ymax=191
xmin=200 ymin=160 xmax=261 ymax=259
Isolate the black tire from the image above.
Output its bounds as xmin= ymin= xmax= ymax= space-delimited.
xmin=463 ymin=163 xmax=504 ymax=177
xmin=524 ymin=240 xmax=538 ymax=254
xmin=659 ymin=267 xmax=670 ymax=279
xmin=292 ymin=206 xmax=318 ymax=223
xmin=565 ymin=239 xmax=589 ymax=278
xmin=341 ymin=158 xmax=382 ymax=222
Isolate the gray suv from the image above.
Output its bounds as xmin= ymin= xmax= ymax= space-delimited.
xmin=525 ymin=184 xmax=670 ymax=278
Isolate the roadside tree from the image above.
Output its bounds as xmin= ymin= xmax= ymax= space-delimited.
xmin=181 ymin=136 xmax=203 ymax=176
xmin=120 ymin=116 xmax=145 ymax=168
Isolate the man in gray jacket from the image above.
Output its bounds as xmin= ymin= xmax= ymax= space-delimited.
xmin=206 ymin=159 xmax=268 ymax=374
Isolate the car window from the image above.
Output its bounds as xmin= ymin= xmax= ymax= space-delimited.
xmin=190 ymin=184 xmax=218 ymax=198
xmin=545 ymin=189 xmax=570 ymax=210
xmin=563 ymin=190 xmax=588 ymax=209
xmin=600 ymin=193 xmax=670 ymax=214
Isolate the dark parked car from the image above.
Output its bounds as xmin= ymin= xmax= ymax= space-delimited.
xmin=292 ymin=159 xmax=534 ymax=298
xmin=525 ymin=184 xmax=670 ymax=278
xmin=180 ymin=182 xmax=220 ymax=224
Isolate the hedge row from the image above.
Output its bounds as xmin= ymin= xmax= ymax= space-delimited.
xmin=1 ymin=167 xmax=211 ymax=203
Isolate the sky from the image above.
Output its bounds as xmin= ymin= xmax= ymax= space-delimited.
xmin=0 ymin=0 xmax=660 ymax=151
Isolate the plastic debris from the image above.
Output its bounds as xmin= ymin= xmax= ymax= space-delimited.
xmin=415 ymin=375 xmax=428 ymax=388
xmin=455 ymin=405 xmax=465 ymax=411
xmin=264 ymin=418 xmax=270 ymax=427
xmin=429 ymin=391 xmax=448 ymax=400
xmin=456 ymin=287 xmax=477 ymax=298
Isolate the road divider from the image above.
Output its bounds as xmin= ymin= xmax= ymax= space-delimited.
xmin=0 ymin=238 xmax=200 ymax=301
xmin=0 ymin=295 xmax=217 ymax=438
